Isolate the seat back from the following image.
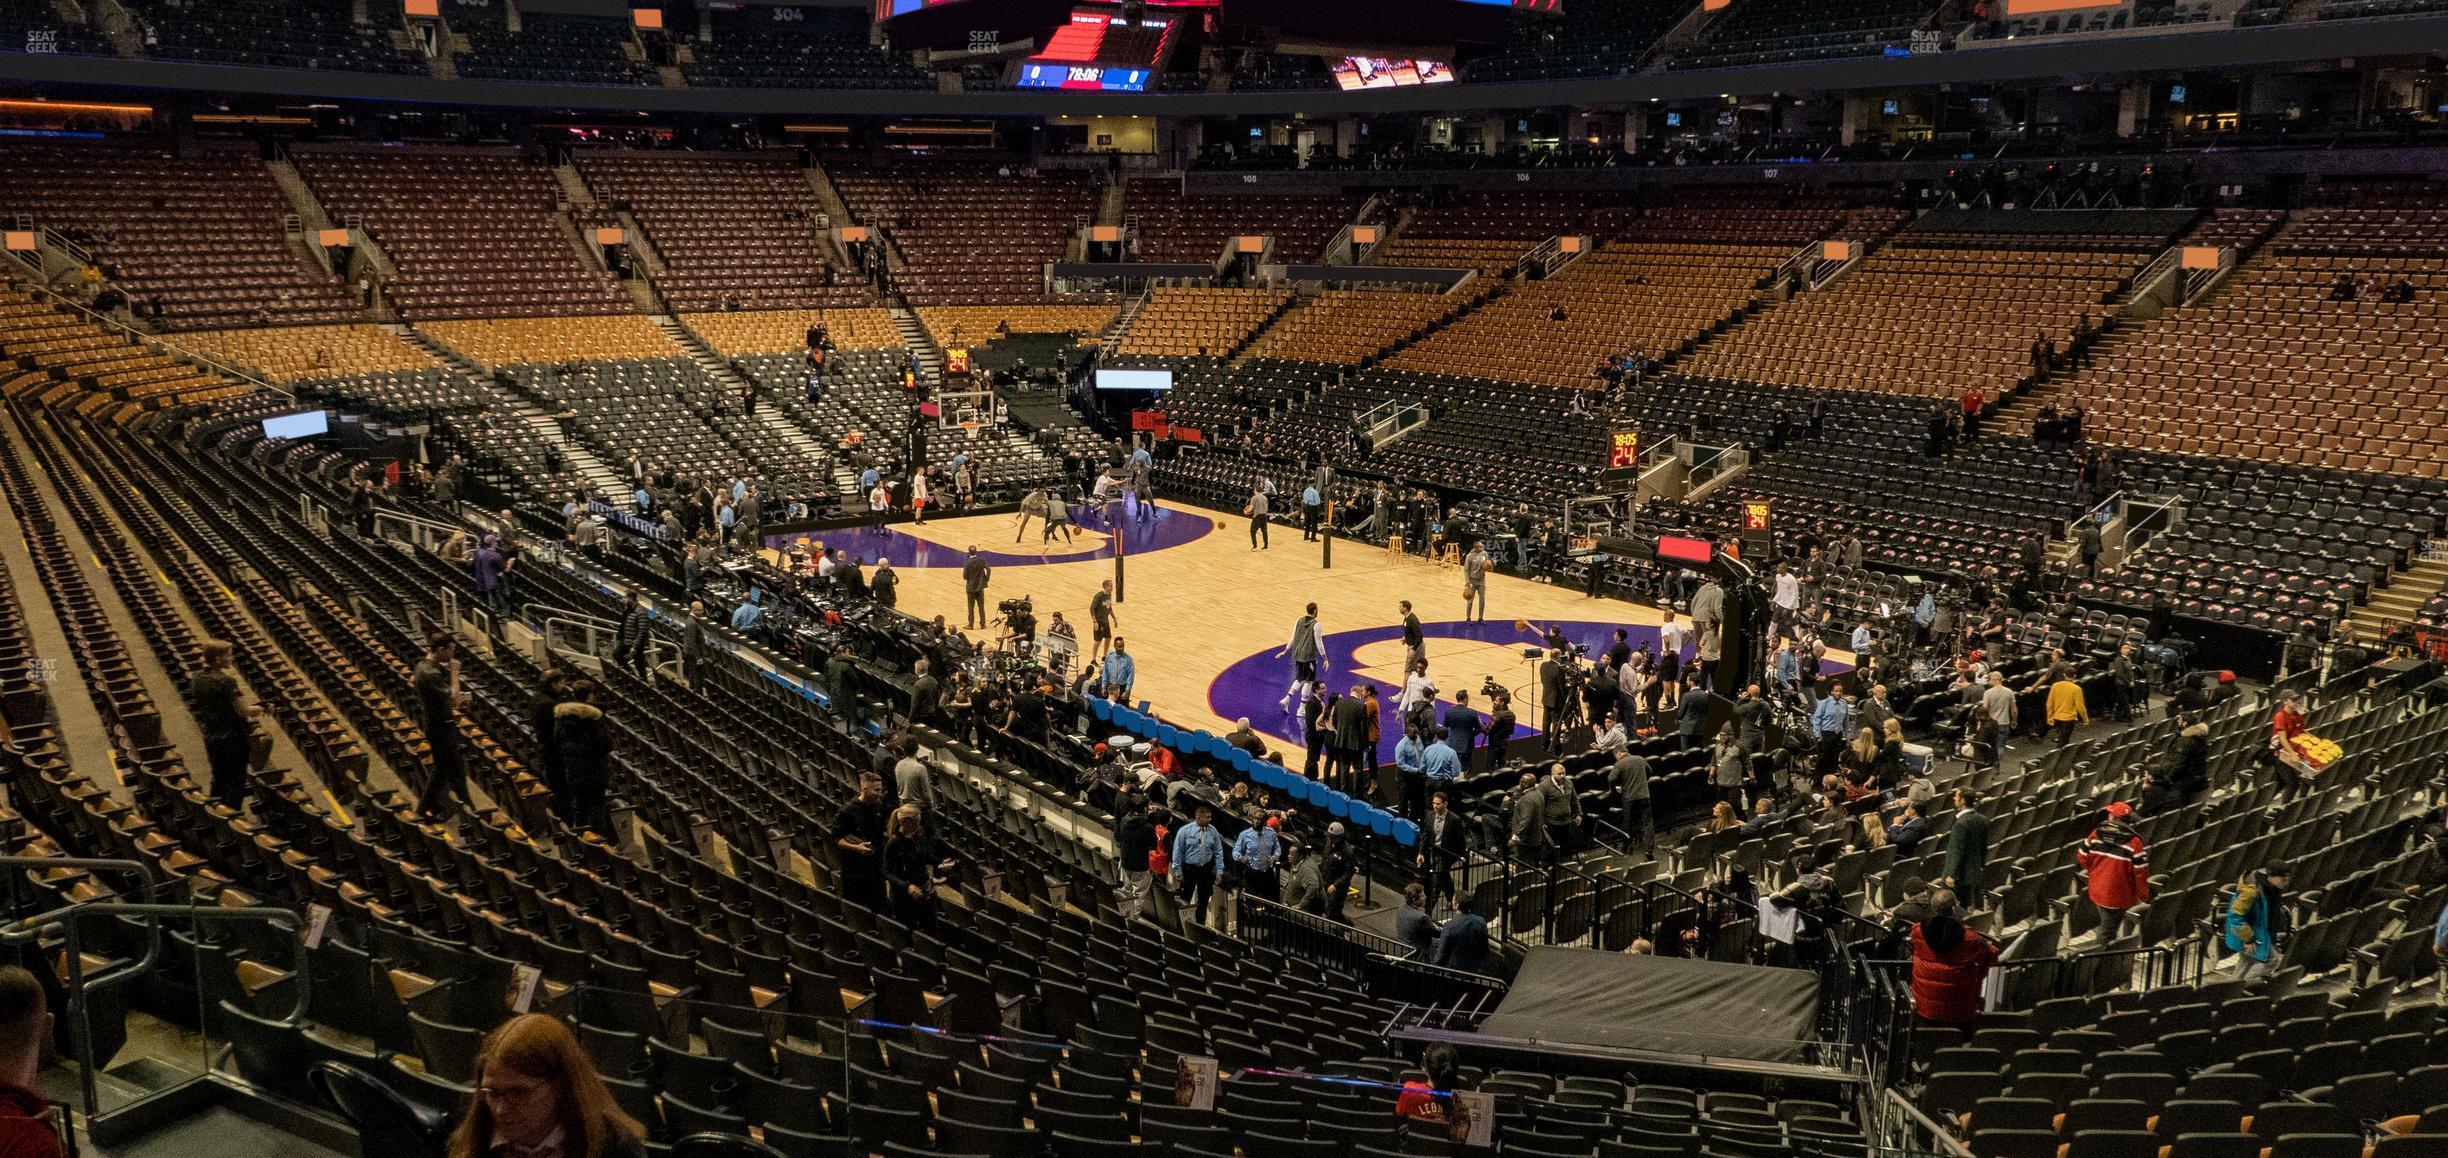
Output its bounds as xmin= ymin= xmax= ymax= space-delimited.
xmin=310 ymin=1061 xmax=449 ymax=1158
xmin=669 ymin=1133 xmax=791 ymax=1158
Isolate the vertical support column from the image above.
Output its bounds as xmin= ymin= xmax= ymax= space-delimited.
xmin=1840 ymin=93 xmax=1871 ymax=146
xmin=2117 ymin=82 xmax=2151 ymax=138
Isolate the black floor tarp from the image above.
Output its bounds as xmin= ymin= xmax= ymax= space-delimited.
xmin=1475 ymin=948 xmax=1823 ymax=1064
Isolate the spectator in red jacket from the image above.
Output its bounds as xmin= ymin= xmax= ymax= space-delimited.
xmin=0 ymin=965 xmax=62 ymax=1158
xmin=2270 ymin=692 xmax=2307 ymax=744
xmin=2074 ymin=801 xmax=2150 ymax=944
xmin=1910 ymin=912 xmax=1998 ymax=1032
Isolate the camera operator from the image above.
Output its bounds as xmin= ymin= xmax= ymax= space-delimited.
xmin=999 ymin=596 xmax=1038 ymax=647
xmin=1484 ymin=685 xmax=1517 ymax=764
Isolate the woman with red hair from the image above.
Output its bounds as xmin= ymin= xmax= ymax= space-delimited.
xmin=449 ymin=1014 xmax=645 ymax=1158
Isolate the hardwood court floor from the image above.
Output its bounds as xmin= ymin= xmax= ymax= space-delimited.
xmin=881 ymin=501 xmax=1701 ymax=748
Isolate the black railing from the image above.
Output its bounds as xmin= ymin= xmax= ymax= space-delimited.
xmin=1858 ymin=935 xmax=2211 ymax=1023
xmin=1990 ymin=936 xmax=2210 ymax=1008
xmin=1236 ymin=893 xmax=1412 ymax=971
xmin=1235 ymin=895 xmax=1508 ymax=1007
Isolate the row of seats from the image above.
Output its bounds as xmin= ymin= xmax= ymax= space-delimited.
xmin=1463 ymin=0 xmax=1686 ymax=82
xmin=0 ymin=142 xmax=360 ymax=330
xmin=828 ymin=159 xmax=1096 ymax=305
xmin=0 ymin=283 xmax=246 ymax=416
xmin=681 ymin=3 xmax=933 ymax=91
xmin=2074 ymin=452 xmax=2446 ymax=636
xmin=127 ymin=0 xmax=424 ymax=74
xmin=419 ymin=316 xmax=680 ymax=370
xmin=0 ymin=0 xmax=111 ymax=54
xmin=1385 ymin=241 xmax=1804 ymax=389
xmin=454 ymin=12 xmax=656 ymax=86
xmin=173 ymin=323 xmax=441 ymax=383
xmin=685 ymin=309 xmax=906 ymax=358
xmin=1124 ymin=180 xmax=1360 ymax=265
xmin=1113 ymin=288 xmax=1289 ymax=359
xmin=295 ymin=145 xmax=635 ymax=320
xmin=2072 ymin=204 xmax=2448 ymax=474
xmin=574 ymin=151 xmax=872 ymax=313
xmin=1235 ymin=289 xmax=1474 ymax=366
xmin=1678 ymin=242 xmax=2141 ymax=399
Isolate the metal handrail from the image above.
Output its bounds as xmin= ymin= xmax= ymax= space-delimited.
xmin=1 ymin=857 xmax=308 ymax=1129
xmin=525 ymin=602 xmax=616 ymax=630
xmin=1877 ymin=1087 xmax=1976 ymax=1157
xmin=0 ymin=856 xmax=162 ymax=975
xmin=2059 ymin=489 xmax=2123 ymax=544
xmin=372 ymin=508 xmax=466 ymax=538
xmin=1237 ymin=893 xmax=1412 ymax=963
xmin=370 ymin=508 xmax=466 ymax=554
xmin=538 ymin=613 xmax=682 ymax=677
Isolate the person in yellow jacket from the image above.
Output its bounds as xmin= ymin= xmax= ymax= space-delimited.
xmin=2045 ymin=662 xmax=2089 ymax=747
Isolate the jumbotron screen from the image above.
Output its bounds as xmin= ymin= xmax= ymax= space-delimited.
xmin=1014 ymin=8 xmax=1171 ymax=90
xmin=878 ymin=0 xmax=1212 ymax=18
xmin=1331 ymin=57 xmax=1453 ymax=89
xmin=881 ymin=0 xmax=1541 ymax=43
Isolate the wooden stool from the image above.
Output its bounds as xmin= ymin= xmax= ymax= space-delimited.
xmin=1385 ymin=533 xmax=1403 ymax=560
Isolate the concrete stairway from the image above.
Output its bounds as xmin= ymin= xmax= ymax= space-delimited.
xmin=2346 ymin=553 xmax=2448 ymax=644
xmin=804 ymin=162 xmax=856 ymax=232
xmin=649 ymin=316 xmax=833 ymax=468
xmin=551 ymin=163 xmax=598 ymax=209
xmin=614 ymin=210 xmax=669 ymax=276
xmin=889 ymin=307 xmax=943 ymax=381
xmin=85 ymin=0 xmax=145 ymax=57
xmin=1099 ymin=290 xmax=1147 ymax=350
xmin=387 ymin=324 xmax=624 ymax=497
xmin=266 ymin=160 xmax=339 ymax=235
xmin=265 ymin=159 xmax=347 ymax=288
xmin=271 ymin=158 xmax=402 ymax=320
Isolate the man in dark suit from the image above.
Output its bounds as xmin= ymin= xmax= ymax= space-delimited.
xmin=1888 ymin=800 xmax=1931 ymax=853
xmin=1613 ymin=750 xmax=1652 ymax=856
xmin=909 ymin=658 xmax=941 ymax=728
xmin=1944 ymin=788 xmax=1992 ymax=907
xmin=1539 ymin=656 xmax=1569 ymax=750
xmin=1393 ymin=882 xmax=1440 ymax=960
xmin=1508 ymin=772 xmax=1552 ymax=863
xmin=1442 ymin=691 xmax=1482 ymax=774
xmin=1330 ymin=683 xmax=1373 ymax=793
xmin=1417 ymin=790 xmax=1470 ymax=906
xmin=1856 ymin=683 xmax=1897 ymax=741
xmin=962 ymin=547 xmax=991 ymax=629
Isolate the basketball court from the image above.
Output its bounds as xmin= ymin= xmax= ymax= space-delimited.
xmin=776 ymin=498 xmax=1849 ymax=750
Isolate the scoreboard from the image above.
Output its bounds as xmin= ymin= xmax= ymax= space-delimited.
xmin=1738 ymin=499 xmax=1773 ymax=560
xmin=1600 ymin=422 xmax=1642 ymax=484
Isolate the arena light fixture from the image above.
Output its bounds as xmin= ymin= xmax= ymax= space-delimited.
xmin=0 ymin=99 xmax=152 ymax=115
